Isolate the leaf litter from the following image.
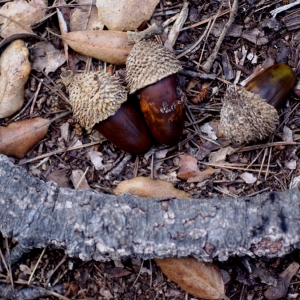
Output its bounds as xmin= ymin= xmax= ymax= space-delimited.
xmin=1 ymin=0 xmax=300 ymax=299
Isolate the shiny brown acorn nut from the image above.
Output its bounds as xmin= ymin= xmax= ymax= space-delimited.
xmin=220 ymin=63 xmax=296 ymax=144
xmin=126 ymin=41 xmax=185 ymax=145
xmin=61 ymin=70 xmax=153 ymax=155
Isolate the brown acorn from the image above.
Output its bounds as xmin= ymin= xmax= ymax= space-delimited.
xmin=126 ymin=40 xmax=185 ymax=145
xmin=61 ymin=70 xmax=153 ymax=154
xmin=220 ymin=63 xmax=296 ymax=144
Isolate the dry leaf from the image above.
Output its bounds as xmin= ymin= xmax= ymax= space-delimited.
xmin=106 ymin=267 xmax=132 ymax=278
xmin=187 ymin=166 xmax=215 ymax=183
xmin=96 ymin=0 xmax=159 ymax=31
xmin=46 ymin=169 xmax=71 ymax=188
xmin=177 ymin=154 xmax=215 ymax=182
xmin=200 ymin=123 xmax=217 ymax=140
xmin=114 ymin=176 xmax=191 ymax=199
xmin=155 ymin=257 xmax=225 ymax=300
xmin=0 ymin=39 xmax=31 ymax=118
xmin=0 ymin=118 xmax=49 ymax=158
xmin=240 ymin=172 xmax=257 ymax=184
xmin=0 ymin=0 xmax=47 ymax=38
xmin=71 ymin=0 xmax=104 ymax=31
xmin=70 ymin=169 xmax=90 ymax=190
xmin=62 ymin=30 xmax=133 ymax=65
xmin=209 ymin=146 xmax=235 ymax=163
xmin=264 ymin=262 xmax=300 ymax=300
xmin=177 ymin=154 xmax=200 ymax=180
xmin=31 ymin=42 xmax=66 ymax=75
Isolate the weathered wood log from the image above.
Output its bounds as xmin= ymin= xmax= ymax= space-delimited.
xmin=0 ymin=154 xmax=299 ymax=263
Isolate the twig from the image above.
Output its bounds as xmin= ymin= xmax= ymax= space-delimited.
xmin=30 ymin=80 xmax=43 ymax=117
xmin=27 ymin=247 xmax=46 ymax=285
xmin=270 ymin=0 xmax=300 ymax=18
xmin=164 ymin=1 xmax=189 ymax=50
xmin=18 ymin=140 xmax=100 ymax=165
xmin=177 ymin=19 xmax=212 ymax=59
xmin=127 ymin=22 xmax=164 ymax=45
xmin=202 ymin=0 xmax=238 ymax=73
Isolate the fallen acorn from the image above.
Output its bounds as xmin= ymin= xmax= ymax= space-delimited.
xmin=220 ymin=63 xmax=296 ymax=144
xmin=61 ymin=70 xmax=153 ymax=155
xmin=126 ymin=40 xmax=186 ymax=145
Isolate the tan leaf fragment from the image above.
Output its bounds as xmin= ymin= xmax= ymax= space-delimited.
xmin=96 ymin=0 xmax=159 ymax=31
xmin=70 ymin=169 xmax=90 ymax=190
xmin=264 ymin=262 xmax=300 ymax=300
xmin=62 ymin=30 xmax=133 ymax=65
xmin=31 ymin=42 xmax=66 ymax=75
xmin=0 ymin=0 xmax=47 ymax=38
xmin=187 ymin=166 xmax=215 ymax=183
xmin=0 ymin=39 xmax=31 ymax=118
xmin=0 ymin=118 xmax=49 ymax=158
xmin=71 ymin=0 xmax=104 ymax=31
xmin=209 ymin=146 xmax=235 ymax=163
xmin=155 ymin=257 xmax=225 ymax=300
xmin=114 ymin=176 xmax=191 ymax=199
xmin=177 ymin=154 xmax=215 ymax=182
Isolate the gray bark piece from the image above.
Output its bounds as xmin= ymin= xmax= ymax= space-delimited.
xmin=0 ymin=154 xmax=300 ymax=263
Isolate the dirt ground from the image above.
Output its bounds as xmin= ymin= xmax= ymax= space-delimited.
xmin=1 ymin=0 xmax=300 ymax=299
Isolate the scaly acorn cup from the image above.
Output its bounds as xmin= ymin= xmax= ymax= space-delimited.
xmin=220 ymin=63 xmax=296 ymax=144
xmin=61 ymin=70 xmax=153 ymax=155
xmin=126 ymin=40 xmax=186 ymax=145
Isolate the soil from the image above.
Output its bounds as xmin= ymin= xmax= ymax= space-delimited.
xmin=1 ymin=0 xmax=300 ymax=299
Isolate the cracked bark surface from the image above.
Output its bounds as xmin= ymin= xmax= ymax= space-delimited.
xmin=0 ymin=154 xmax=300 ymax=264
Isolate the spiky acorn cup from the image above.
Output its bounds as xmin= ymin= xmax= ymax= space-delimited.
xmin=61 ymin=70 xmax=153 ymax=154
xmin=220 ymin=63 xmax=296 ymax=144
xmin=126 ymin=40 xmax=186 ymax=145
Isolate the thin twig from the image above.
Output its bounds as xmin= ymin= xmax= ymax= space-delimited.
xmin=202 ymin=0 xmax=238 ymax=72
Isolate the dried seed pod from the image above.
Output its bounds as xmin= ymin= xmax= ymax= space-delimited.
xmin=126 ymin=40 xmax=185 ymax=145
xmin=220 ymin=63 xmax=296 ymax=144
xmin=61 ymin=70 xmax=153 ymax=154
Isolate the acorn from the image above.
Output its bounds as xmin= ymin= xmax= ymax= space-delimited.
xmin=61 ymin=70 xmax=153 ymax=154
xmin=220 ymin=63 xmax=296 ymax=144
xmin=126 ymin=40 xmax=186 ymax=145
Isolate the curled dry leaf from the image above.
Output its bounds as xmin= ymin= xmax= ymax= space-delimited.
xmin=96 ymin=0 xmax=159 ymax=31
xmin=0 ymin=39 xmax=31 ymax=118
xmin=155 ymin=257 xmax=226 ymax=300
xmin=177 ymin=154 xmax=215 ymax=182
xmin=114 ymin=176 xmax=191 ymax=199
xmin=31 ymin=42 xmax=66 ymax=75
xmin=0 ymin=118 xmax=49 ymax=158
xmin=0 ymin=0 xmax=46 ymax=38
xmin=62 ymin=30 xmax=133 ymax=65
xmin=264 ymin=262 xmax=300 ymax=300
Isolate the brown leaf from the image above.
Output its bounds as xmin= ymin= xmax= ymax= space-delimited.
xmin=177 ymin=154 xmax=199 ymax=180
xmin=114 ymin=176 xmax=191 ymax=199
xmin=177 ymin=154 xmax=215 ymax=182
xmin=155 ymin=257 xmax=225 ymax=299
xmin=70 ymin=0 xmax=104 ymax=31
xmin=96 ymin=0 xmax=159 ymax=31
xmin=0 ymin=0 xmax=46 ymax=38
xmin=187 ymin=166 xmax=215 ymax=183
xmin=0 ymin=39 xmax=31 ymax=118
xmin=62 ymin=30 xmax=133 ymax=65
xmin=106 ymin=267 xmax=132 ymax=278
xmin=31 ymin=42 xmax=66 ymax=75
xmin=264 ymin=262 xmax=300 ymax=300
xmin=0 ymin=118 xmax=49 ymax=158
xmin=46 ymin=169 xmax=71 ymax=188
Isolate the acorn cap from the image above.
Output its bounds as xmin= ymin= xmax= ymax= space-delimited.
xmin=126 ymin=40 xmax=182 ymax=94
xmin=220 ymin=85 xmax=279 ymax=144
xmin=61 ymin=71 xmax=127 ymax=132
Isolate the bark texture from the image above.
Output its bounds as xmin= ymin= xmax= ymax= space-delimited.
xmin=0 ymin=154 xmax=300 ymax=263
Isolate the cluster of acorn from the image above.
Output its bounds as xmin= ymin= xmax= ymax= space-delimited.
xmin=61 ymin=40 xmax=186 ymax=155
xmin=62 ymin=39 xmax=297 ymax=154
